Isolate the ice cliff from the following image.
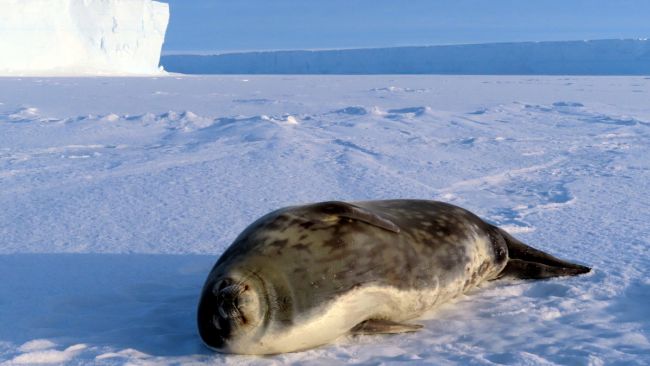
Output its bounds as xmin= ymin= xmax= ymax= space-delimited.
xmin=162 ymin=39 xmax=650 ymax=75
xmin=0 ymin=0 xmax=169 ymax=76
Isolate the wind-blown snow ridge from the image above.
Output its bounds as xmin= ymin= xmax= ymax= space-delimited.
xmin=0 ymin=0 xmax=169 ymax=76
xmin=9 ymin=343 xmax=87 ymax=365
xmin=1 ymin=76 xmax=649 ymax=365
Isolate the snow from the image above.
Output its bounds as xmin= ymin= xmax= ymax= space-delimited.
xmin=0 ymin=0 xmax=169 ymax=76
xmin=161 ymin=39 xmax=650 ymax=75
xmin=1 ymin=75 xmax=649 ymax=365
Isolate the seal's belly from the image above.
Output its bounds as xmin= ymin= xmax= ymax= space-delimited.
xmin=377 ymin=230 xmax=504 ymax=319
xmin=248 ymin=233 xmax=503 ymax=354
xmin=247 ymin=284 xmax=441 ymax=354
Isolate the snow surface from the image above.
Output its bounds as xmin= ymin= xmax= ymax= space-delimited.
xmin=1 ymin=75 xmax=650 ymax=365
xmin=0 ymin=0 xmax=169 ymax=76
xmin=161 ymin=39 xmax=650 ymax=75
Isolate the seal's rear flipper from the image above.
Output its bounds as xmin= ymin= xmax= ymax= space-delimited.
xmin=351 ymin=319 xmax=422 ymax=335
xmin=496 ymin=227 xmax=591 ymax=279
xmin=500 ymin=259 xmax=590 ymax=279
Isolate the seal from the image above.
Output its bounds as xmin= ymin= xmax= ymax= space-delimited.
xmin=197 ymin=200 xmax=590 ymax=354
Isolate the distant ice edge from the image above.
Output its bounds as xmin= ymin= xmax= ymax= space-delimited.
xmin=162 ymin=39 xmax=650 ymax=75
xmin=0 ymin=0 xmax=169 ymax=76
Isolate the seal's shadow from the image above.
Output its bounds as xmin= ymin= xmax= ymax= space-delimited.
xmin=0 ymin=254 xmax=215 ymax=357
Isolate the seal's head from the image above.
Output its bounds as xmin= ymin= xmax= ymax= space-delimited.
xmin=197 ymin=273 xmax=268 ymax=353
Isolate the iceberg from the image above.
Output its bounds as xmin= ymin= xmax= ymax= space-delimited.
xmin=0 ymin=0 xmax=169 ymax=76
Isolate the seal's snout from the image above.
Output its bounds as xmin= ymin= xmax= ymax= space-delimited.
xmin=216 ymin=283 xmax=245 ymax=322
xmin=198 ymin=276 xmax=266 ymax=352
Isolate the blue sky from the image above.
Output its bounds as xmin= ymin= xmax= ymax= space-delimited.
xmin=159 ymin=0 xmax=650 ymax=54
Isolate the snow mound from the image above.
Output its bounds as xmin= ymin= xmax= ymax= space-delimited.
xmin=0 ymin=0 xmax=169 ymax=76
xmin=10 ymin=343 xmax=87 ymax=364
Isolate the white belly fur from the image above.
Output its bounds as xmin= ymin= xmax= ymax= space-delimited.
xmin=230 ymin=284 xmax=438 ymax=354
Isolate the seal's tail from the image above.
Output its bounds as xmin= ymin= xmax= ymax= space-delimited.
xmin=496 ymin=227 xmax=591 ymax=280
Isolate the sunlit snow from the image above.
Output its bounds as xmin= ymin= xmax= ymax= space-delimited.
xmin=1 ymin=76 xmax=649 ymax=365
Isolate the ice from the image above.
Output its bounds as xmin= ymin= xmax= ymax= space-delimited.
xmin=0 ymin=0 xmax=169 ymax=76
xmin=1 ymin=76 xmax=649 ymax=364
xmin=162 ymin=39 xmax=650 ymax=75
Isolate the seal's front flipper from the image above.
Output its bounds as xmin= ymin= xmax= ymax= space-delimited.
xmin=306 ymin=201 xmax=400 ymax=233
xmin=500 ymin=259 xmax=590 ymax=279
xmin=496 ymin=227 xmax=591 ymax=279
xmin=351 ymin=319 xmax=422 ymax=335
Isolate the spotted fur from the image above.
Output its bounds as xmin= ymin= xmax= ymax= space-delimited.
xmin=197 ymin=199 xmax=588 ymax=354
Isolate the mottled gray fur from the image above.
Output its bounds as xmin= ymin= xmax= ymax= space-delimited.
xmin=198 ymin=200 xmax=590 ymax=354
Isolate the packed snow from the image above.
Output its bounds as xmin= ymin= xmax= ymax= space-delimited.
xmin=1 ymin=76 xmax=649 ymax=365
xmin=0 ymin=0 xmax=169 ymax=76
xmin=161 ymin=39 xmax=650 ymax=75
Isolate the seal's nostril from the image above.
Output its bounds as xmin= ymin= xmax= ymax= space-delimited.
xmin=213 ymin=315 xmax=221 ymax=330
xmin=219 ymin=280 xmax=230 ymax=291
xmin=218 ymin=304 xmax=229 ymax=319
